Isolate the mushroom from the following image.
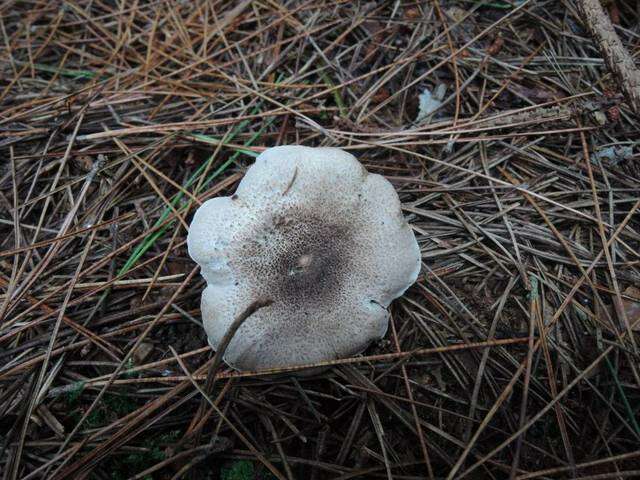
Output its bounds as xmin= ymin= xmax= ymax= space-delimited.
xmin=187 ymin=146 xmax=421 ymax=371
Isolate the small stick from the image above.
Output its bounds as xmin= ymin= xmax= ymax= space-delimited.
xmin=577 ymin=0 xmax=640 ymax=113
xmin=186 ymin=298 xmax=273 ymax=445
xmin=205 ymin=297 xmax=273 ymax=390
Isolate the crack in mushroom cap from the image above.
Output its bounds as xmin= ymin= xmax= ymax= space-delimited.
xmin=187 ymin=146 xmax=421 ymax=371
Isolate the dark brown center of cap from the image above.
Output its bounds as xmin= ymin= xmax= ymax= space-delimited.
xmin=235 ymin=208 xmax=354 ymax=305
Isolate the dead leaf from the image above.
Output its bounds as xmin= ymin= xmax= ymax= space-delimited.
xmin=404 ymin=7 xmax=421 ymax=20
xmin=487 ymin=34 xmax=504 ymax=56
xmin=372 ymin=88 xmax=390 ymax=103
xmin=133 ymin=341 xmax=154 ymax=364
xmin=75 ymin=155 xmax=93 ymax=172
xmin=622 ymin=286 xmax=640 ymax=331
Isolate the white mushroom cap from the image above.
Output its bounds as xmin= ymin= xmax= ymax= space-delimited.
xmin=187 ymin=146 xmax=421 ymax=371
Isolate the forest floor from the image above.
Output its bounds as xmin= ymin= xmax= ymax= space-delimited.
xmin=1 ymin=1 xmax=640 ymax=479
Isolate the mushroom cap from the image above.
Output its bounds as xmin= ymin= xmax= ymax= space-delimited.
xmin=187 ymin=146 xmax=421 ymax=371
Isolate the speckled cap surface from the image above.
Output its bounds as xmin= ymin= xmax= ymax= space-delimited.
xmin=187 ymin=146 xmax=421 ymax=371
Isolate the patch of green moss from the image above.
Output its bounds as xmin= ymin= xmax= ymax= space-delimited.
xmin=105 ymin=430 xmax=180 ymax=480
xmin=221 ymin=460 xmax=254 ymax=480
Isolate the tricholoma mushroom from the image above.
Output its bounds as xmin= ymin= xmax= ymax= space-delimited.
xmin=187 ymin=146 xmax=421 ymax=371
